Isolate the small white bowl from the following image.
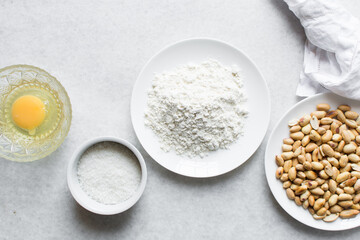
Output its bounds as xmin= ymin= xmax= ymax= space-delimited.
xmin=67 ymin=136 xmax=147 ymax=215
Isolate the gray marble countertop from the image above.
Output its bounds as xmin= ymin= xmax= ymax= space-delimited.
xmin=1 ymin=0 xmax=360 ymax=239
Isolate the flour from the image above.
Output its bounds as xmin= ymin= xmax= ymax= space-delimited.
xmin=77 ymin=141 xmax=141 ymax=205
xmin=145 ymin=59 xmax=248 ymax=157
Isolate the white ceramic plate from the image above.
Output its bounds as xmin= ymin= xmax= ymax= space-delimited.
xmin=265 ymin=92 xmax=360 ymax=231
xmin=131 ymin=38 xmax=270 ymax=178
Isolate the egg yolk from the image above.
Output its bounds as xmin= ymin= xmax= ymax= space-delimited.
xmin=11 ymin=95 xmax=46 ymax=132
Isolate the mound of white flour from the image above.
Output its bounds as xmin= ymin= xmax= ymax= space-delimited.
xmin=145 ymin=59 xmax=248 ymax=157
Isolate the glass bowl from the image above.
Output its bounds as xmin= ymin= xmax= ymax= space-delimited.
xmin=0 ymin=65 xmax=72 ymax=162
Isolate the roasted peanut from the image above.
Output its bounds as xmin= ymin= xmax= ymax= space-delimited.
xmin=299 ymin=114 xmax=311 ymax=127
xmin=322 ymin=130 xmax=333 ymax=143
xmin=276 ymin=103 xmax=360 ymax=222
xmin=321 ymin=144 xmax=334 ymax=157
xmin=312 ymin=111 xmax=326 ymax=119
xmin=332 ymin=134 xmax=342 ymax=142
xmin=326 ymin=110 xmax=338 ymax=118
xmin=305 ymin=143 xmax=317 ymax=153
xmin=336 ymin=109 xmax=346 ymax=123
xmin=338 ymin=105 xmax=351 ymax=112
xmin=345 ymin=111 xmax=359 ymax=120
xmin=276 ymin=155 xmax=285 ymax=167
xmin=290 ymin=132 xmax=304 ymax=141
xmin=345 ymin=119 xmax=357 ymax=129
xmin=349 ymin=154 xmax=360 ymax=163
xmin=323 ymin=214 xmax=339 ymax=222
xmin=329 ymin=194 xmax=338 ymax=207
xmin=311 ymin=162 xmax=324 ymax=171
xmin=310 ymin=130 xmax=321 ymax=142
xmin=317 ymin=103 xmax=330 ymax=112
xmin=343 ymin=144 xmax=356 ymax=154
xmin=302 ymin=124 xmax=312 ymax=135
xmin=340 ymin=209 xmax=359 ymax=219
xmin=288 ymin=167 xmax=297 ymax=181
xmin=286 ymin=188 xmax=295 ymax=200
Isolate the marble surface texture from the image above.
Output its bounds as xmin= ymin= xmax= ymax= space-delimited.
xmin=1 ymin=0 xmax=360 ymax=239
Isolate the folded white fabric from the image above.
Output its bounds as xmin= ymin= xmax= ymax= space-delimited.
xmin=284 ymin=0 xmax=360 ymax=100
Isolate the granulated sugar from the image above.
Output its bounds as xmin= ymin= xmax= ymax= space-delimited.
xmin=145 ymin=59 xmax=248 ymax=157
xmin=77 ymin=141 xmax=141 ymax=205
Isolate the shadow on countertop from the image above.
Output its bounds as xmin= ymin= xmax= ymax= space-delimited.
xmin=269 ymin=0 xmax=304 ymax=36
xmin=72 ymin=200 xmax=136 ymax=233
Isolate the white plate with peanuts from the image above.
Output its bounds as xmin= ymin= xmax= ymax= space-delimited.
xmin=265 ymin=92 xmax=360 ymax=231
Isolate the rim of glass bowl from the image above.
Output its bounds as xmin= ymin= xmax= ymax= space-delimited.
xmin=0 ymin=64 xmax=72 ymax=162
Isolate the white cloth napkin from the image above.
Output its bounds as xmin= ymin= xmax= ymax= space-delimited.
xmin=284 ymin=0 xmax=360 ymax=100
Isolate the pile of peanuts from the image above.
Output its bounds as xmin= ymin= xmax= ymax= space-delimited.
xmin=275 ymin=103 xmax=360 ymax=222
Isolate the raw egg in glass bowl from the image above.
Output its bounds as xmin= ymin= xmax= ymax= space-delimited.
xmin=0 ymin=65 xmax=72 ymax=162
